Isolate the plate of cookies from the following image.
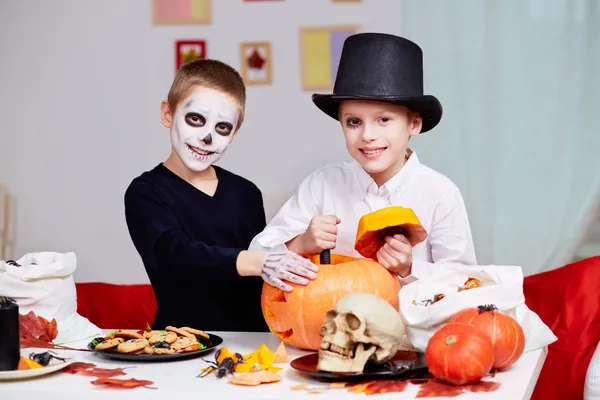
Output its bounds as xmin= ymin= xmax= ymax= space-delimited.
xmin=87 ymin=326 xmax=222 ymax=361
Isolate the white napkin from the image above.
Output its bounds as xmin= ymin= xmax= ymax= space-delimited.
xmin=398 ymin=263 xmax=557 ymax=353
xmin=0 ymin=252 xmax=102 ymax=344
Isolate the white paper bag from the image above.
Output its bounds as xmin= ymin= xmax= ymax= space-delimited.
xmin=0 ymin=251 xmax=102 ymax=344
xmin=398 ymin=263 xmax=557 ymax=353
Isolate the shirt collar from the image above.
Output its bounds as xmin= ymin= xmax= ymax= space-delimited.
xmin=354 ymin=148 xmax=421 ymax=199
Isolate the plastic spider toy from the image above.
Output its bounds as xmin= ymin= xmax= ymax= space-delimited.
xmin=198 ymin=348 xmax=244 ymax=379
xmin=29 ymin=351 xmax=68 ymax=367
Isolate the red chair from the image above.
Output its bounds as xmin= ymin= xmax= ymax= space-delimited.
xmin=524 ymin=256 xmax=600 ymax=400
xmin=75 ymin=282 xmax=157 ymax=330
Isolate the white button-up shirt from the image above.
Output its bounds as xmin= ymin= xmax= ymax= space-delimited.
xmin=249 ymin=149 xmax=477 ymax=284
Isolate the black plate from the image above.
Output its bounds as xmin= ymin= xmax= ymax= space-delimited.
xmin=290 ymin=350 xmax=429 ymax=382
xmin=87 ymin=333 xmax=223 ymax=362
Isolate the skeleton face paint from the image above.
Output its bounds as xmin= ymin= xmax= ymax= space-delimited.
xmin=171 ymin=87 xmax=239 ymax=172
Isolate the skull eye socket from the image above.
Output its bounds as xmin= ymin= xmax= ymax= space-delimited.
xmin=320 ymin=310 xmax=338 ymax=336
xmin=345 ymin=313 xmax=361 ymax=330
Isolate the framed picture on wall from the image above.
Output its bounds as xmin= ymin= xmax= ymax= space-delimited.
xmin=152 ymin=0 xmax=212 ymax=25
xmin=240 ymin=42 xmax=272 ymax=85
xmin=299 ymin=25 xmax=360 ymax=91
xmin=175 ymin=40 xmax=206 ymax=70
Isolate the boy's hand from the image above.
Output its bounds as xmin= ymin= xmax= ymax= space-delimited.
xmin=261 ymin=251 xmax=320 ymax=292
xmin=376 ymin=234 xmax=413 ymax=277
xmin=287 ymin=215 xmax=341 ymax=255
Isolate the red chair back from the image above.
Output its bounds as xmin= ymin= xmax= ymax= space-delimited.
xmin=76 ymin=282 xmax=157 ymax=330
xmin=524 ymin=256 xmax=600 ymax=400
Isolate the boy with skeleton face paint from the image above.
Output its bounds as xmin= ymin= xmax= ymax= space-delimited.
xmin=125 ymin=59 xmax=318 ymax=332
xmin=250 ymin=34 xmax=477 ymax=284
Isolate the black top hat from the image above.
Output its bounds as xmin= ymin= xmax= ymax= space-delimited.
xmin=312 ymin=33 xmax=442 ymax=133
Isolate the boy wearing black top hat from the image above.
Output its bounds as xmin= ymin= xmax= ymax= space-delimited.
xmin=250 ymin=33 xmax=477 ymax=284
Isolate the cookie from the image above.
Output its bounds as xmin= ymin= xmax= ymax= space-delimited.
xmin=165 ymin=326 xmax=196 ymax=340
xmin=112 ymin=329 xmax=143 ymax=340
xmin=144 ymin=346 xmax=175 ymax=355
xmin=148 ymin=331 xmax=177 ymax=345
xmin=171 ymin=336 xmax=197 ymax=351
xmin=143 ymin=330 xmax=163 ymax=339
xmin=132 ymin=348 xmax=146 ymax=354
xmin=117 ymin=338 xmax=150 ymax=353
xmin=181 ymin=327 xmax=209 ymax=340
xmin=95 ymin=337 xmax=124 ymax=351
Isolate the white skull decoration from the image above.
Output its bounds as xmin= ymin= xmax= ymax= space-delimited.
xmin=317 ymin=292 xmax=407 ymax=373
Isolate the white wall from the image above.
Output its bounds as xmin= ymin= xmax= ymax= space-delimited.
xmin=0 ymin=0 xmax=403 ymax=283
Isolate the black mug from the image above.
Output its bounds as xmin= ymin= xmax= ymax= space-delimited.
xmin=0 ymin=301 xmax=20 ymax=371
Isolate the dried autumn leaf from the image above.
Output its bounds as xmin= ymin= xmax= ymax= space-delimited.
xmin=78 ymin=367 xmax=131 ymax=378
xmin=347 ymin=383 xmax=371 ymax=393
xmin=415 ymin=379 xmax=500 ymax=397
xmin=464 ymin=381 xmax=501 ymax=393
xmin=90 ymin=378 xmax=156 ymax=389
xmin=364 ymin=380 xmax=409 ymax=395
xmin=20 ymin=338 xmax=56 ymax=349
xmin=345 ymin=380 xmax=409 ymax=395
xmin=416 ymin=380 xmax=465 ymax=398
xmin=63 ymin=362 xmax=97 ymax=374
xmin=19 ymin=311 xmax=58 ymax=343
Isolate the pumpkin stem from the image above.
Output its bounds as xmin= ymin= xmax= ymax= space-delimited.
xmin=445 ymin=335 xmax=457 ymax=345
xmin=477 ymin=304 xmax=498 ymax=314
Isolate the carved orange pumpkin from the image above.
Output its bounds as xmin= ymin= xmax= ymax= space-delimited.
xmin=355 ymin=206 xmax=428 ymax=260
xmin=261 ymin=254 xmax=401 ymax=350
xmin=261 ymin=206 xmax=428 ymax=351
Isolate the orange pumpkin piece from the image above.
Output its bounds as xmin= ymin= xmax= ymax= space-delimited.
xmin=17 ymin=356 xmax=44 ymax=370
xmin=273 ymin=342 xmax=288 ymax=363
xmin=229 ymin=370 xmax=282 ymax=386
xmin=261 ymin=254 xmax=401 ymax=350
xmin=355 ymin=206 xmax=427 ymax=260
xmin=450 ymin=304 xmax=525 ymax=370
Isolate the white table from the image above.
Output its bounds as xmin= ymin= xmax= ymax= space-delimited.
xmin=1 ymin=331 xmax=547 ymax=399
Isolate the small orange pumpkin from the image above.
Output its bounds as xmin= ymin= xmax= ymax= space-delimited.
xmin=260 ymin=206 xmax=427 ymax=351
xmin=355 ymin=206 xmax=428 ymax=260
xmin=450 ymin=304 xmax=525 ymax=370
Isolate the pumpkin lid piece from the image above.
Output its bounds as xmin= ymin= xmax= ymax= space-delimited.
xmin=354 ymin=206 xmax=428 ymax=260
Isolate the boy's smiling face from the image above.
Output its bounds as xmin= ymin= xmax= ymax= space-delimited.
xmin=339 ymin=100 xmax=422 ymax=186
xmin=162 ymin=86 xmax=240 ymax=172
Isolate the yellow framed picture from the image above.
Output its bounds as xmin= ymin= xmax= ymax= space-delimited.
xmin=299 ymin=25 xmax=360 ymax=91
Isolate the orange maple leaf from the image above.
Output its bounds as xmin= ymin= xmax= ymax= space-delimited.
xmin=344 ymin=380 xmax=410 ymax=395
xmin=90 ymin=378 xmax=156 ymax=389
xmin=19 ymin=311 xmax=58 ymax=343
xmin=63 ymin=362 xmax=97 ymax=374
xmin=416 ymin=379 xmax=501 ymax=398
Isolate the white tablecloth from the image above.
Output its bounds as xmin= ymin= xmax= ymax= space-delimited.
xmin=1 ymin=331 xmax=547 ymax=399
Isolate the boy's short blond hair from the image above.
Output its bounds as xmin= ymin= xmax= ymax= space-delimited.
xmin=167 ymin=59 xmax=246 ymax=128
